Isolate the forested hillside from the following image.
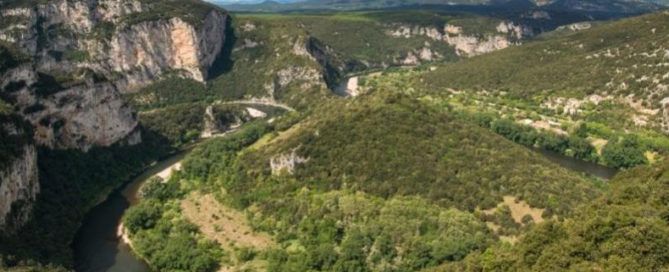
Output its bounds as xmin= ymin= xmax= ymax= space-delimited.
xmin=432 ymin=161 xmax=669 ymax=271
xmin=350 ymin=11 xmax=669 ymax=170
xmin=422 ymin=12 xmax=669 ymax=107
xmin=123 ymin=90 xmax=605 ymax=271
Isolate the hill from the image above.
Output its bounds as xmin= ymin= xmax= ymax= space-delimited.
xmin=422 ymin=11 xmax=669 ymax=109
xmin=432 ymin=160 xmax=669 ymax=271
xmin=351 ymin=11 xmax=669 ymax=169
xmin=123 ymin=90 xmax=602 ymax=271
xmin=221 ymin=0 xmax=664 ymax=12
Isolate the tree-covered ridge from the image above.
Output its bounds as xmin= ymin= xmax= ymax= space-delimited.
xmin=284 ymin=11 xmax=464 ymax=65
xmin=206 ymin=14 xmax=333 ymax=108
xmin=236 ymin=91 xmax=599 ymax=216
xmin=434 ymin=161 xmax=669 ymax=271
xmin=192 ymin=10 xmax=516 ymax=108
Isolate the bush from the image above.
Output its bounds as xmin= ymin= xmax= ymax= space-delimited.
xmin=139 ymin=103 xmax=206 ymax=147
xmin=237 ymin=247 xmax=258 ymax=262
xmin=602 ymin=136 xmax=648 ymax=168
xmin=123 ymin=199 xmax=163 ymax=233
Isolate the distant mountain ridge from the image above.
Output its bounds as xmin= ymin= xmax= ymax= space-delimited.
xmin=219 ymin=0 xmax=668 ymax=12
xmin=218 ymin=0 xmax=669 ymax=10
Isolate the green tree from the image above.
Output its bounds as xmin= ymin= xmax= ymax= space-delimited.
xmin=573 ymin=123 xmax=589 ymax=138
xmin=123 ymin=199 xmax=163 ymax=233
xmin=602 ymin=136 xmax=647 ymax=168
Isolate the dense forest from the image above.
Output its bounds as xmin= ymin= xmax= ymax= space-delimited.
xmin=433 ymin=161 xmax=669 ymax=271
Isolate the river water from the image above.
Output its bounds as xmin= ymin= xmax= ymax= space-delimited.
xmin=73 ymin=150 xmax=188 ymax=272
xmin=536 ymin=149 xmax=618 ymax=180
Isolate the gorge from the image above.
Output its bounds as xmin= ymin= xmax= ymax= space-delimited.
xmin=2 ymin=0 xmax=669 ymax=271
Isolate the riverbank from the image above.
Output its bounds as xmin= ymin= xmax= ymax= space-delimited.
xmin=73 ymin=147 xmax=190 ymax=272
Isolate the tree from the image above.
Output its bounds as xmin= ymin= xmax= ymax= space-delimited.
xmin=573 ymin=123 xmax=588 ymax=138
xmin=566 ymin=136 xmax=596 ymax=161
xmin=123 ymin=199 xmax=163 ymax=233
xmin=602 ymin=136 xmax=647 ymax=168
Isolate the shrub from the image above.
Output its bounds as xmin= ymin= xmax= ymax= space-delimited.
xmin=602 ymin=135 xmax=648 ymax=168
xmin=123 ymin=199 xmax=163 ymax=233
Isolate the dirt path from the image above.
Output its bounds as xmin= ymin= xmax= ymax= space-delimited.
xmin=213 ymin=99 xmax=296 ymax=112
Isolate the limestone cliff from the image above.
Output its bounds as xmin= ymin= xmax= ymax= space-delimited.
xmin=0 ymin=0 xmax=228 ymax=229
xmin=0 ymin=0 xmax=228 ymax=150
xmin=0 ymin=115 xmax=38 ymax=231
xmin=386 ymin=21 xmax=533 ymax=57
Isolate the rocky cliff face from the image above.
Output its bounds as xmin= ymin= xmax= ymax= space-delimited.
xmin=386 ymin=21 xmax=533 ymax=57
xmin=108 ymin=10 xmax=227 ymax=89
xmin=0 ymin=0 xmax=228 ymax=229
xmin=0 ymin=0 xmax=228 ymax=150
xmin=0 ymin=116 xmax=39 ymax=231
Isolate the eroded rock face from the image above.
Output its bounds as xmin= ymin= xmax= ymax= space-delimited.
xmin=661 ymin=97 xmax=669 ymax=133
xmin=270 ymin=150 xmax=308 ymax=175
xmin=386 ymin=21 xmax=533 ymax=57
xmin=0 ymin=0 xmax=228 ymax=150
xmin=0 ymin=145 xmax=38 ymax=229
xmin=0 ymin=118 xmax=39 ymax=230
xmin=108 ymin=11 xmax=227 ymax=89
xmin=444 ymin=34 xmax=512 ymax=57
xmin=0 ymin=0 xmax=228 ymax=226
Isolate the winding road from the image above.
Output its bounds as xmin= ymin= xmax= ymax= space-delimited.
xmin=213 ymin=99 xmax=296 ymax=112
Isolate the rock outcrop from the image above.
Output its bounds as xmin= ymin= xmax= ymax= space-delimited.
xmin=0 ymin=0 xmax=229 ymax=150
xmin=386 ymin=21 xmax=533 ymax=57
xmin=270 ymin=150 xmax=308 ymax=175
xmin=0 ymin=0 xmax=228 ymax=228
xmin=108 ymin=10 xmax=228 ymax=88
xmin=0 ymin=116 xmax=39 ymax=230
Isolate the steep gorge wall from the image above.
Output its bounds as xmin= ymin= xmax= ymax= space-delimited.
xmin=0 ymin=0 xmax=228 ymax=150
xmin=0 ymin=0 xmax=228 ymax=229
xmin=0 ymin=116 xmax=38 ymax=230
xmin=108 ymin=10 xmax=227 ymax=89
xmin=0 ymin=145 xmax=38 ymax=230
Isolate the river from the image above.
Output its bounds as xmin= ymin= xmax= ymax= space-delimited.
xmin=72 ymin=150 xmax=189 ymax=272
xmin=536 ymin=149 xmax=618 ymax=180
xmin=72 ymin=104 xmax=284 ymax=272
